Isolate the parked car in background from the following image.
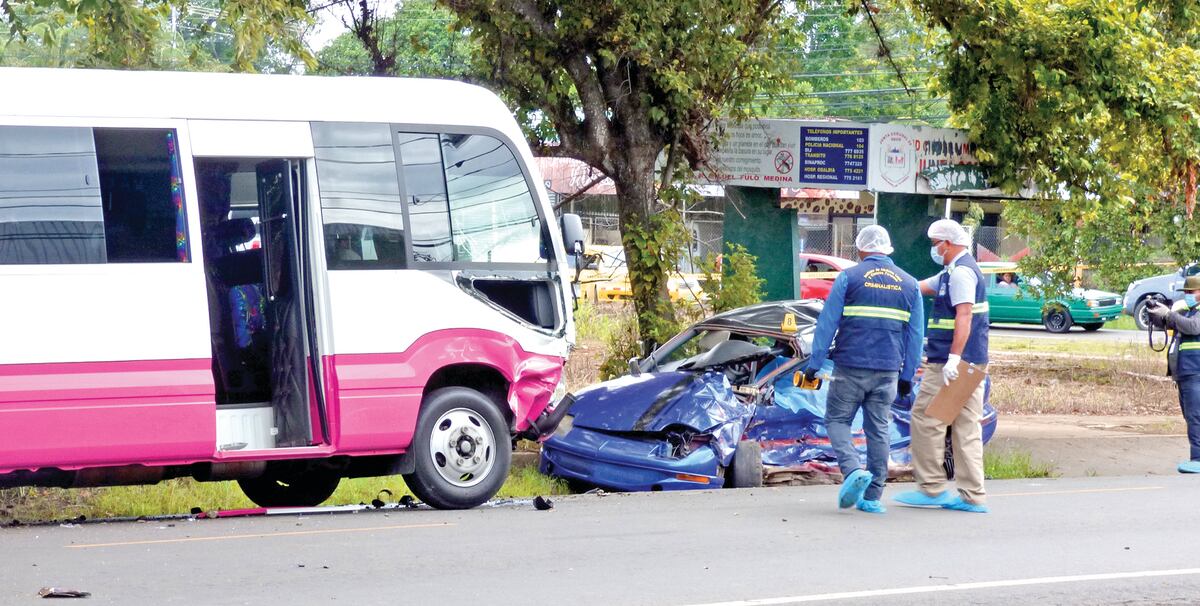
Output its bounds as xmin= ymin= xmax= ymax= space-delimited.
xmin=797 ymin=253 xmax=857 ymax=300
xmin=1124 ymin=264 xmax=1200 ymax=330
xmin=982 ymin=262 xmax=1123 ymax=333
xmin=540 ymin=301 xmax=997 ymax=492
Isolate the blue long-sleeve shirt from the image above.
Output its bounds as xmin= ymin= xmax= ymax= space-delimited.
xmin=804 ymin=256 xmax=925 ymax=381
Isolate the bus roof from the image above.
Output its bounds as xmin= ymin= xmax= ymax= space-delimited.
xmin=0 ymin=67 xmax=519 ymax=135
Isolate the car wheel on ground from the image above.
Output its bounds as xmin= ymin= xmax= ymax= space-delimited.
xmin=238 ymin=469 xmax=341 ymax=507
xmin=1081 ymin=322 xmax=1104 ymax=332
xmin=403 ymin=386 xmax=512 ymax=510
xmin=1042 ymin=305 xmax=1073 ymax=333
xmin=726 ymin=439 xmax=763 ymax=488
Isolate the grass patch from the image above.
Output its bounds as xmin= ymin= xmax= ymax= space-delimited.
xmin=566 ymin=300 xmax=635 ymax=390
xmin=985 ymin=449 xmax=1056 ymax=479
xmin=0 ymin=466 xmax=569 ymax=524
xmin=1104 ymin=315 xmax=1138 ymax=331
xmin=988 ymin=348 xmax=1174 ymax=415
xmin=990 ymin=335 xmax=1150 ymax=357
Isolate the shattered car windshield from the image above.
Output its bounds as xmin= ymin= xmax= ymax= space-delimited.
xmin=658 ymin=329 xmax=790 ymax=372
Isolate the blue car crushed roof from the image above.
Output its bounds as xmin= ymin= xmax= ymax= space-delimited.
xmin=540 ymin=300 xmax=998 ymax=492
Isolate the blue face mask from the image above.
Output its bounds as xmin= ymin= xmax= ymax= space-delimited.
xmin=930 ymin=245 xmax=944 ymax=266
xmin=1187 ymin=294 xmax=1198 ymax=308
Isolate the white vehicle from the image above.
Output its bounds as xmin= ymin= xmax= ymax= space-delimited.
xmin=0 ymin=68 xmax=583 ymax=510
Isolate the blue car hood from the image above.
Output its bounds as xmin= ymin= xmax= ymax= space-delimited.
xmin=569 ymin=370 xmax=755 ymax=462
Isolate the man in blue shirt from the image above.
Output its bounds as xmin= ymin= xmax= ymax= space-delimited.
xmin=802 ymin=225 xmax=923 ymax=514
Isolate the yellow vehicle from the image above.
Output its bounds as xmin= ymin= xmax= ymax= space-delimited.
xmin=577 ymin=245 xmax=709 ymax=302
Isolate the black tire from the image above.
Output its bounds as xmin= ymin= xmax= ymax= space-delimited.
xmin=403 ymin=386 xmax=511 ymax=510
xmin=238 ymin=470 xmax=340 ymax=507
xmin=1134 ymin=298 xmax=1154 ymax=331
xmin=1082 ymin=322 xmax=1104 ymax=332
xmin=1042 ymin=306 xmax=1073 ymax=333
xmin=726 ymin=440 xmax=763 ymax=488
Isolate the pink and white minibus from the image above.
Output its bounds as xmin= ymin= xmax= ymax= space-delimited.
xmin=0 ymin=68 xmax=582 ymax=509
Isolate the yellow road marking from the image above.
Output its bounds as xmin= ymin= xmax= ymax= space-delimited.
xmin=67 ymin=522 xmax=453 ymax=549
xmin=991 ymin=486 xmax=1164 ymax=498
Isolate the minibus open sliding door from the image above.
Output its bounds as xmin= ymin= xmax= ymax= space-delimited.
xmin=256 ymin=159 xmax=327 ymax=447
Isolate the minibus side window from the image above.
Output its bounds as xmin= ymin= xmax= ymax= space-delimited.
xmin=311 ymin=122 xmax=406 ymax=270
xmin=440 ymin=134 xmax=546 ymax=264
xmin=0 ymin=126 xmax=189 ymax=265
xmin=94 ymin=128 xmax=190 ymax=263
xmin=397 ymin=133 xmax=453 ymax=263
xmin=399 ymin=131 xmax=546 ymax=265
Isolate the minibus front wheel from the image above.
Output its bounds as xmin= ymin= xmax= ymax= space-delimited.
xmin=404 ymin=386 xmax=512 ymax=509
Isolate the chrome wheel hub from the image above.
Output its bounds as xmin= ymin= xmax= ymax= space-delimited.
xmin=429 ymin=408 xmax=496 ymax=488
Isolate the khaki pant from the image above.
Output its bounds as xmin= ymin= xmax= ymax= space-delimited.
xmin=911 ymin=362 xmax=987 ymax=504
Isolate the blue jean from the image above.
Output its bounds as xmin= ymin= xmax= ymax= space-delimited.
xmin=1179 ymin=375 xmax=1200 ymax=461
xmin=826 ymin=365 xmax=897 ymax=501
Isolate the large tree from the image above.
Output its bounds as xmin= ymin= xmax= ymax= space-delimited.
xmin=900 ymin=0 xmax=1200 ymax=291
xmin=440 ymin=0 xmax=801 ymax=342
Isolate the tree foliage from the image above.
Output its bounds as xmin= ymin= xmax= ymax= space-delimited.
xmin=703 ymin=243 xmax=765 ymax=313
xmin=440 ymin=0 xmax=802 ymax=344
xmin=775 ymin=1 xmax=946 ymax=123
xmin=314 ymin=0 xmax=476 ymax=77
xmin=0 ymin=0 xmax=312 ymax=70
xmin=903 ymin=0 xmax=1200 ymax=292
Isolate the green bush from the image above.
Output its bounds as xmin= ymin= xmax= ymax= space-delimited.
xmin=703 ymin=243 xmax=764 ymax=313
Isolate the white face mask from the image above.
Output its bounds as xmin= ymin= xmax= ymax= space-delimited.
xmin=930 ymin=243 xmax=944 ymax=266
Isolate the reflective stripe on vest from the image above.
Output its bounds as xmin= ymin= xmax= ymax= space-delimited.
xmin=844 ymin=305 xmax=911 ymax=322
xmin=927 ymin=302 xmax=989 ymax=329
xmin=1181 ymin=342 xmax=1200 ymax=351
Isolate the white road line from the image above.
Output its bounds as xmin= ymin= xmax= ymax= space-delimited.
xmin=680 ymin=568 xmax=1200 ymax=606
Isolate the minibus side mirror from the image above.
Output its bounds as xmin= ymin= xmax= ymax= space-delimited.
xmin=560 ymin=213 xmax=586 ymax=270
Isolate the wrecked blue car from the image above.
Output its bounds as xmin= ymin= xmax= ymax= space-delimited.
xmin=540 ymin=301 xmax=998 ymax=491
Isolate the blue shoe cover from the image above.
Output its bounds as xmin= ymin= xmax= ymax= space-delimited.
xmin=1178 ymin=461 xmax=1200 ymax=474
xmin=838 ymin=469 xmax=873 ymax=509
xmin=893 ymin=489 xmax=956 ymax=507
xmin=856 ymin=498 xmax=886 ymax=514
xmin=942 ymin=496 xmax=989 ymax=513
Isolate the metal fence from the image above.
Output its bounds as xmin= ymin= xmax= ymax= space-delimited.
xmin=558 ymin=195 xmax=726 ymax=273
xmin=796 ymin=221 xmax=870 ymax=258
xmin=972 ymin=226 xmax=1028 ymax=260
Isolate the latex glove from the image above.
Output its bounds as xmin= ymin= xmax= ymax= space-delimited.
xmin=943 ymin=354 xmax=961 ymax=384
xmin=897 ymin=379 xmax=912 ymax=397
xmin=803 ymin=367 xmax=819 ymax=383
xmin=1147 ymin=300 xmax=1170 ymax=319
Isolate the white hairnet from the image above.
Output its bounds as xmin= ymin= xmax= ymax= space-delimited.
xmin=855 ymin=224 xmax=894 ymax=255
xmin=927 ymin=219 xmax=972 ymax=246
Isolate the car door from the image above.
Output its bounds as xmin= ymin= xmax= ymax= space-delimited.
xmin=985 ymin=272 xmax=1018 ymax=323
xmin=1014 ymin=275 xmax=1047 ymax=323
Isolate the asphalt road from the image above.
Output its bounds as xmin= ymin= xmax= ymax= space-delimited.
xmin=4 ymin=475 xmax=1200 ymax=605
xmin=990 ymin=324 xmax=1142 ymax=342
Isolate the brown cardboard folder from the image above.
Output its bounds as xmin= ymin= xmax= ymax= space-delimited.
xmin=927 ymin=361 xmax=988 ymax=424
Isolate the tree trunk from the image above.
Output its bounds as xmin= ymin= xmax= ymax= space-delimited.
xmin=612 ymin=147 xmax=674 ymax=347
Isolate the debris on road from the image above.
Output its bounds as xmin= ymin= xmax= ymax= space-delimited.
xmin=38 ymin=587 xmax=91 ymax=598
xmin=371 ymin=488 xmax=393 ymax=509
xmin=533 ymin=496 xmax=554 ymax=511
